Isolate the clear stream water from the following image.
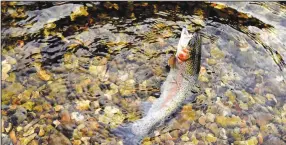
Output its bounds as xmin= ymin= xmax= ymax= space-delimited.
xmin=1 ymin=2 xmax=286 ymax=145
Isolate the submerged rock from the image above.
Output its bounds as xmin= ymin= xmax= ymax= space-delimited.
xmin=1 ymin=133 xmax=13 ymax=145
xmin=48 ymin=131 xmax=72 ymax=145
xmin=9 ymin=107 xmax=27 ymax=126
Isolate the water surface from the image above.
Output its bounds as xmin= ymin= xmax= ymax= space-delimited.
xmin=1 ymin=2 xmax=286 ymax=145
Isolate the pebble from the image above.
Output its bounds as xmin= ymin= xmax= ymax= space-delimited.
xmin=29 ymin=140 xmax=39 ymax=145
xmin=71 ymin=112 xmax=84 ymax=122
xmin=54 ymin=105 xmax=63 ymax=112
xmin=20 ymin=133 xmax=37 ymax=145
xmin=76 ymin=100 xmax=90 ymax=111
xmin=258 ymin=133 xmax=263 ymax=144
xmin=23 ymin=127 xmax=34 ymax=137
xmin=206 ymin=133 xmax=217 ymax=143
xmin=219 ymin=128 xmax=227 ymax=140
xmin=38 ymin=127 xmax=45 ymax=137
xmin=207 ymin=58 xmax=217 ymax=65
xmin=9 ymin=130 xmax=17 ymax=145
xmin=81 ymin=137 xmax=91 ymax=145
xmin=10 ymin=107 xmax=27 ymax=126
xmin=92 ymin=101 xmax=100 ymax=109
xmin=60 ymin=110 xmax=71 ymax=124
xmin=255 ymin=112 xmax=272 ymax=126
xmin=210 ymin=47 xmax=225 ymax=59
xmin=53 ymin=120 xmax=61 ymax=128
xmin=88 ymin=121 xmax=99 ymax=130
xmin=23 ymin=119 xmax=39 ymax=132
xmin=72 ymin=140 xmax=82 ymax=145
xmin=263 ymin=135 xmax=286 ymax=145
xmin=16 ymin=126 xmax=23 ymax=132
xmin=1 ymin=133 xmax=13 ymax=145
xmin=216 ymin=115 xmax=241 ymax=127
xmin=48 ymin=131 xmax=71 ymax=145
xmin=206 ymin=113 xmax=215 ymax=122
xmin=4 ymin=122 xmax=12 ymax=133
xmin=198 ymin=116 xmax=206 ymax=126
xmin=206 ymin=123 xmax=219 ymax=136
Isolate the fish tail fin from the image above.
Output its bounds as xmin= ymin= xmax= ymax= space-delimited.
xmin=111 ymin=123 xmax=142 ymax=145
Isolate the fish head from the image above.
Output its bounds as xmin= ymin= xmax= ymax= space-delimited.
xmin=176 ymin=26 xmax=202 ymax=76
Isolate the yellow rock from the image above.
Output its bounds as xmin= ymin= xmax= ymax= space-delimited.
xmin=119 ymin=88 xmax=134 ymax=96
xmin=198 ymin=74 xmax=209 ymax=82
xmin=181 ymin=105 xmax=196 ymax=121
xmin=211 ymin=3 xmax=227 ymax=10
xmin=216 ymin=115 xmax=241 ymax=127
xmin=29 ymin=140 xmax=38 ymax=145
xmin=70 ymin=6 xmax=89 ymax=21
xmin=89 ymin=65 xmax=107 ymax=77
xmin=2 ymin=73 xmax=9 ymax=81
xmin=20 ymin=133 xmax=37 ymax=145
xmin=246 ymin=137 xmax=258 ymax=145
xmin=88 ymin=121 xmax=99 ymax=130
xmin=232 ymin=129 xmax=243 ymax=141
xmin=234 ymin=137 xmax=258 ymax=145
xmin=23 ymin=127 xmax=35 ymax=137
xmin=266 ymin=93 xmax=277 ymax=104
xmin=126 ymin=112 xmax=140 ymax=121
xmin=210 ymin=47 xmax=225 ymax=59
xmin=6 ymin=72 xmax=16 ymax=82
xmin=98 ymin=106 xmax=125 ymax=128
xmin=72 ymin=140 xmax=82 ymax=145
xmin=37 ymin=69 xmax=51 ymax=81
xmin=76 ymin=100 xmax=90 ymax=111
xmin=206 ymin=133 xmax=217 ymax=143
xmin=31 ymin=91 xmax=40 ymax=99
xmin=205 ymin=88 xmax=216 ymax=99
xmin=75 ymin=84 xmax=83 ymax=94
xmin=239 ymin=101 xmax=249 ymax=110
xmin=18 ymin=89 xmax=33 ymax=102
xmin=54 ymin=105 xmax=63 ymax=112
xmin=2 ymin=60 xmax=11 ymax=73
xmin=206 ymin=123 xmax=219 ymax=136
xmin=113 ymin=3 xmax=119 ymax=10
xmin=207 ymin=58 xmax=217 ymax=65
xmin=2 ymin=60 xmax=11 ymax=80
xmin=142 ymin=137 xmax=152 ymax=145
xmin=22 ymin=101 xmax=35 ymax=111
xmin=225 ymin=90 xmax=236 ymax=103
xmin=38 ymin=127 xmax=45 ymax=137
xmin=16 ymin=126 xmax=23 ymax=132
xmin=181 ymin=131 xmax=190 ymax=141
xmin=45 ymin=22 xmax=56 ymax=30
xmin=33 ymin=105 xmax=43 ymax=113
xmin=190 ymin=133 xmax=199 ymax=145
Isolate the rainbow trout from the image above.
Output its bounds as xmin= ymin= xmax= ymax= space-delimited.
xmin=112 ymin=27 xmax=202 ymax=145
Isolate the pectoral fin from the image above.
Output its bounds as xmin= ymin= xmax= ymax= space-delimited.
xmin=168 ymin=54 xmax=176 ymax=69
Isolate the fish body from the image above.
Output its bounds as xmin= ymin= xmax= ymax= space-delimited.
xmin=112 ymin=27 xmax=202 ymax=145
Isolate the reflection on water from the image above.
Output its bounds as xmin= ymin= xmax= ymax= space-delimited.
xmin=1 ymin=1 xmax=286 ymax=145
